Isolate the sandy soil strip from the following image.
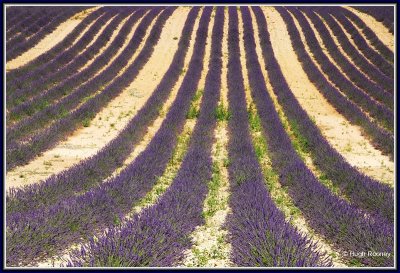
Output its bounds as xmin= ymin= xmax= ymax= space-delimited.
xmin=181 ymin=125 xmax=232 ymax=268
xmin=110 ymin=8 xmax=202 ymax=178
xmin=300 ymin=11 xmax=384 ymax=102
xmin=338 ymin=12 xmax=391 ymax=58
xmin=129 ymin=7 xmax=213 ymax=217
xmin=75 ymin=14 xmax=126 ymax=72
xmin=245 ymin=9 xmax=346 ymax=267
xmin=312 ymin=12 xmax=384 ymax=89
xmin=344 ymin=6 xmax=394 ymax=52
xmin=263 ymin=7 xmax=394 ymax=185
xmin=252 ymin=10 xmax=350 ymax=202
xmin=6 ymin=7 xmax=100 ymax=70
xmin=289 ymin=10 xmax=386 ymax=130
xmin=6 ymin=7 xmax=190 ymax=191
xmin=6 ymin=11 xmax=147 ymax=131
xmin=36 ymin=9 xmax=200 ymax=267
xmin=37 ymin=120 xmax=197 ymax=268
xmin=328 ymin=14 xmax=385 ymax=71
xmin=181 ymin=9 xmax=232 ymax=268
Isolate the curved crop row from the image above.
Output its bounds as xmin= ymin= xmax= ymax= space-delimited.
xmin=287 ymin=7 xmax=393 ymax=131
xmin=7 ymin=6 xmax=199 ymax=217
xmin=6 ymin=7 xmax=29 ymax=31
xmin=248 ymin=7 xmax=393 ymax=267
xmin=351 ymin=6 xmax=394 ymax=34
xmin=6 ymin=8 xmax=125 ymax=109
xmin=6 ymin=7 xmax=105 ymax=81
xmin=6 ymin=7 xmax=88 ymax=61
xmin=300 ymin=8 xmax=393 ymax=109
xmin=7 ymin=9 xmax=117 ymax=92
xmin=6 ymin=7 xmax=63 ymax=43
xmin=275 ymin=7 xmax=393 ymax=158
xmin=7 ymin=8 xmax=126 ymax=94
xmin=6 ymin=7 xmax=148 ymax=144
xmin=6 ymin=6 xmax=212 ymax=267
xmin=7 ymin=8 xmax=48 ymax=39
xmin=339 ymin=7 xmax=393 ymax=63
xmin=314 ymin=9 xmax=393 ymax=93
xmin=327 ymin=8 xmax=393 ymax=78
xmin=270 ymin=6 xmax=394 ymax=222
xmin=225 ymin=7 xmax=329 ymax=267
xmin=6 ymin=7 xmax=162 ymax=169
xmin=67 ymin=8 xmax=222 ymax=267
xmin=7 ymin=10 xmax=133 ymax=119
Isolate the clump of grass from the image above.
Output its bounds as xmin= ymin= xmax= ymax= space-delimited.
xmin=186 ymin=89 xmax=203 ymax=119
xmin=247 ymin=104 xmax=301 ymax=220
xmin=186 ymin=105 xmax=199 ymax=119
xmin=214 ymin=102 xmax=231 ymax=121
xmin=247 ymin=103 xmax=261 ymax=131
xmin=43 ymin=161 xmax=52 ymax=166
xmin=82 ymin=118 xmax=91 ymax=127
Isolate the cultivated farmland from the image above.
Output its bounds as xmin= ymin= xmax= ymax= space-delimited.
xmin=5 ymin=5 xmax=395 ymax=268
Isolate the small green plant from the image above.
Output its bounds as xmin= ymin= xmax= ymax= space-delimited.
xmin=344 ymin=142 xmax=352 ymax=152
xmin=248 ymin=103 xmax=261 ymax=131
xmin=113 ymin=215 xmax=121 ymax=226
xmin=43 ymin=161 xmax=52 ymax=166
xmin=223 ymin=158 xmax=231 ymax=167
xmin=82 ymin=117 xmax=91 ymax=127
xmin=68 ymin=221 xmax=80 ymax=232
xmin=215 ymin=102 xmax=231 ymax=121
xmin=186 ymin=105 xmax=199 ymax=119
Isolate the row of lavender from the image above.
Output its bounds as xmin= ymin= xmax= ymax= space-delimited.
xmin=328 ymin=7 xmax=393 ymax=78
xmin=276 ymin=7 xmax=393 ymax=158
xmin=65 ymin=6 xmax=393 ymax=267
xmin=6 ymin=6 xmax=393 ymax=267
xmin=287 ymin=7 xmax=393 ymax=131
xmin=314 ymin=8 xmax=393 ymax=93
xmin=252 ymin=6 xmax=392 ymax=266
xmin=7 ymin=8 xmax=139 ymax=127
xmin=6 ymin=7 xmax=61 ymax=39
xmin=352 ymin=6 xmax=394 ymax=34
xmin=300 ymin=8 xmax=393 ymax=109
xmin=6 ymin=6 xmax=89 ymax=61
xmin=7 ymin=6 xmax=209 ymax=266
xmin=276 ymin=6 xmax=394 ymax=223
xmin=68 ymin=7 xmax=221 ymax=266
xmin=226 ymin=7 xmax=329 ymax=267
xmin=340 ymin=7 xmax=393 ymax=63
xmin=7 ymin=6 xmax=199 ymax=215
xmin=6 ymin=7 xmax=165 ymax=170
xmin=7 ymin=7 xmax=124 ymax=109
xmin=6 ymin=8 xmax=104 ymax=81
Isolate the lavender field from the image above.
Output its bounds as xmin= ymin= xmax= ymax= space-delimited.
xmin=5 ymin=5 xmax=395 ymax=268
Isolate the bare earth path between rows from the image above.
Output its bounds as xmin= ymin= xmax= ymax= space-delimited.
xmin=249 ymin=8 xmax=347 ymax=266
xmin=181 ymin=8 xmax=232 ymax=267
xmin=263 ymin=7 xmax=394 ymax=185
xmin=36 ymin=7 xmax=198 ymax=267
xmin=345 ymin=6 xmax=394 ymax=52
xmin=6 ymin=7 xmax=190 ymax=190
xmin=6 ymin=7 xmax=100 ymax=70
